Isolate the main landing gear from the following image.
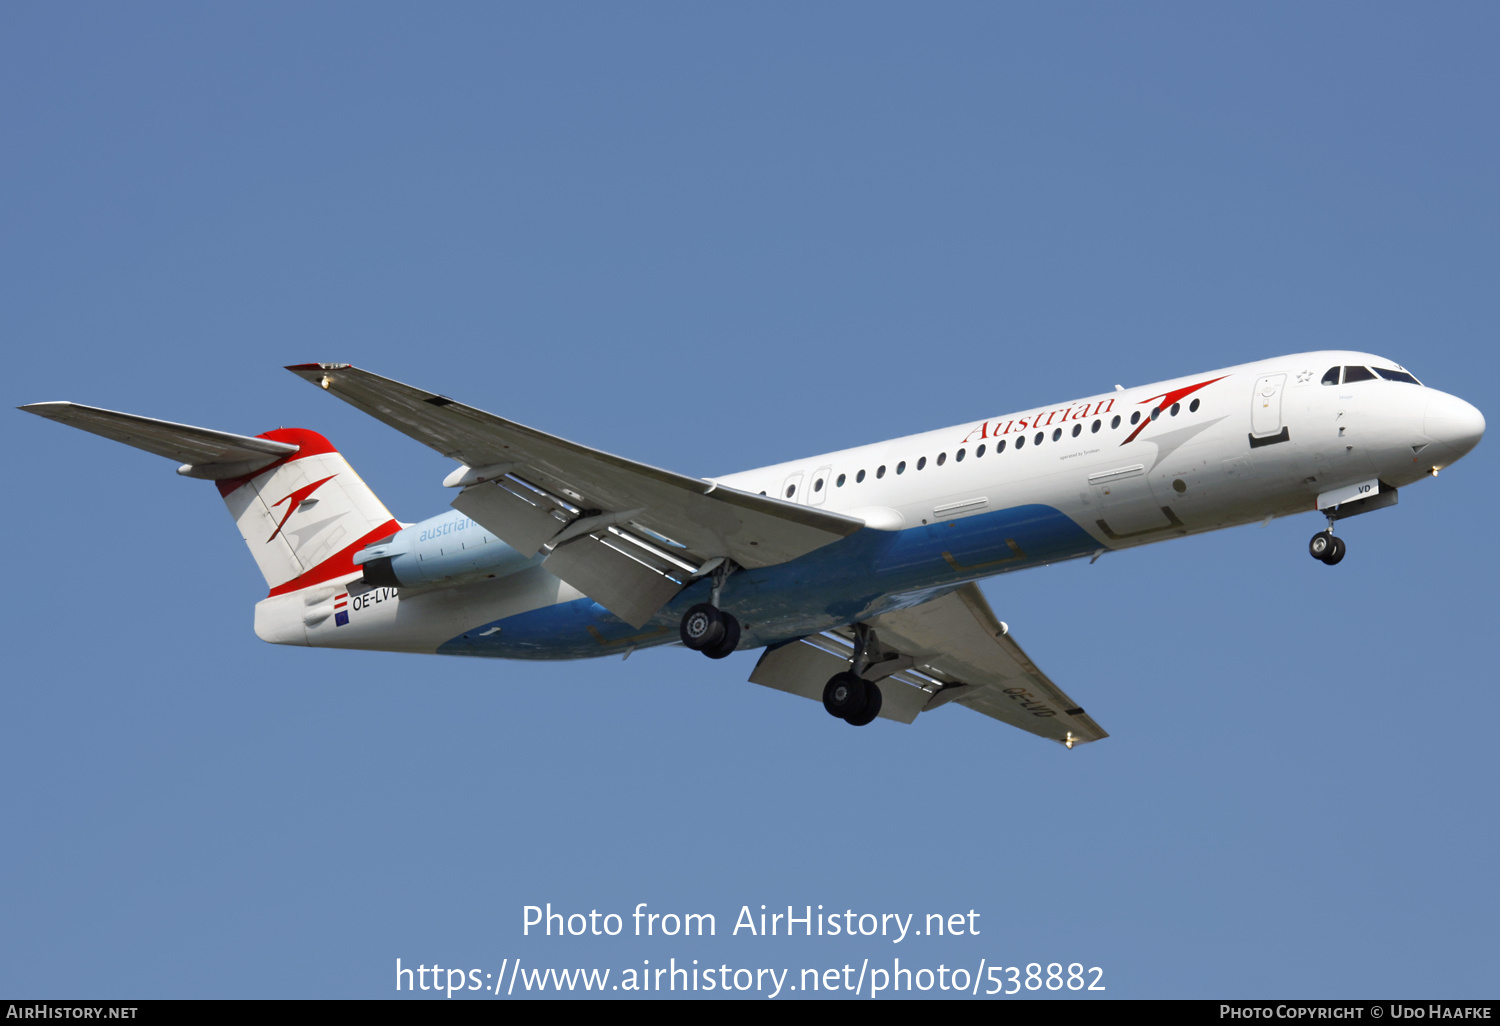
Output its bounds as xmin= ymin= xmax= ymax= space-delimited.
xmin=679 ymin=602 xmax=741 ymax=659
xmin=822 ymin=670 xmax=883 ymax=727
xmin=678 ymin=561 xmax=741 ymax=660
xmin=820 ymin=622 xmax=890 ymax=727
xmin=1309 ymin=525 xmax=1346 ymax=566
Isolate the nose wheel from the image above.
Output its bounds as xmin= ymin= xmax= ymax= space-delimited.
xmin=1309 ymin=530 xmax=1346 ymax=565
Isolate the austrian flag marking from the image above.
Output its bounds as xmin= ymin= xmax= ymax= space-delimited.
xmin=334 ymin=592 xmax=349 ymax=627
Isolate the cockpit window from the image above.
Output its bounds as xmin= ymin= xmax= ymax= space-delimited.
xmin=1321 ymin=367 xmax=1340 ymax=385
xmin=1342 ymin=366 xmax=1376 ymax=383
xmin=1375 ymin=368 xmax=1421 ymax=385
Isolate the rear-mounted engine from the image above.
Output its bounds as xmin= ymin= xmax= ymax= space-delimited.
xmin=353 ymin=512 xmax=541 ymax=589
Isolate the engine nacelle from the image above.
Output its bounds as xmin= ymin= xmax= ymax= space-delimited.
xmin=355 ymin=509 xmax=540 ymax=589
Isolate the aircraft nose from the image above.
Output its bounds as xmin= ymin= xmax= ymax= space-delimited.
xmin=1423 ymin=391 xmax=1485 ymax=464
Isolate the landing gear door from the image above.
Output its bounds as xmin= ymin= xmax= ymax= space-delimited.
xmin=1251 ymin=374 xmax=1287 ymax=438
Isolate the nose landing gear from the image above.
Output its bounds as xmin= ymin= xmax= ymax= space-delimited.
xmin=1309 ymin=528 xmax=1346 ymax=566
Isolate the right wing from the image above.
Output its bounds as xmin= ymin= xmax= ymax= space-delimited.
xmin=287 ymin=363 xmax=864 ymax=626
xmin=749 ymin=583 xmax=1108 ymax=747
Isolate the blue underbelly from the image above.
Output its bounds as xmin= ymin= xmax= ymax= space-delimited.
xmin=437 ymin=503 xmax=1097 ymax=659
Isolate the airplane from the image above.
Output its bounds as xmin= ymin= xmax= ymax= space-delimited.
xmin=19 ymin=352 xmax=1484 ymax=748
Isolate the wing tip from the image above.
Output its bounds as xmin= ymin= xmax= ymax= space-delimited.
xmin=285 ymin=362 xmax=353 ymax=372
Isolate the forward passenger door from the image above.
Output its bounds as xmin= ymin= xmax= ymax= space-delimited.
xmin=1251 ymin=373 xmax=1287 ymax=441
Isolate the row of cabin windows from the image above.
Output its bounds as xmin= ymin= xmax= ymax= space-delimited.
xmin=1322 ymin=365 xmax=1421 ymax=386
xmin=773 ymin=397 xmax=1206 ymax=498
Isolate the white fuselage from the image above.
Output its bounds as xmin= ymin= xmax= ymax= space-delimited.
xmin=718 ymin=349 xmax=1469 ymax=544
xmin=260 ymin=350 xmax=1483 ymax=656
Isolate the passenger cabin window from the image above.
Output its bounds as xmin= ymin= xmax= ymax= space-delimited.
xmin=1321 ymin=367 xmax=1341 ymax=385
xmin=977 ymin=443 xmax=986 ymax=457
xmin=856 ymin=469 xmax=866 ymax=483
xmin=936 ymin=452 xmax=947 ymax=466
xmin=836 ymin=474 xmax=845 ymax=487
xmin=995 ymin=439 xmax=1006 ymax=453
xmin=1375 ymin=368 xmax=1421 ymax=385
xmin=916 ymin=456 xmax=927 ymax=470
xmin=955 ymin=448 xmax=965 ymax=462
xmin=896 ymin=461 xmax=906 ymax=474
xmin=877 ymin=465 xmax=886 ymax=478
xmin=1343 ymin=366 xmax=1376 ymax=383
xmin=1051 ymin=427 xmax=1062 ymax=441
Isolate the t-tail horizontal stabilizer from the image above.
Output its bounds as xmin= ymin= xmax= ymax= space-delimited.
xmin=19 ymin=401 xmax=399 ymax=596
xmin=18 ymin=401 xmax=297 ymax=479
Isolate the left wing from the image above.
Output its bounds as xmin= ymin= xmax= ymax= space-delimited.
xmin=286 ymin=363 xmax=864 ymax=626
xmin=749 ymin=583 xmax=1109 ymax=747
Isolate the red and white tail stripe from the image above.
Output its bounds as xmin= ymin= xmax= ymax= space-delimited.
xmin=217 ymin=428 xmax=399 ymax=595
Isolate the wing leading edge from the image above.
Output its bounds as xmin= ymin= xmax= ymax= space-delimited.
xmin=286 ymin=363 xmax=863 ymax=626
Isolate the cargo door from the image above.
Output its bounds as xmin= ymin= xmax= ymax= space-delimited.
xmin=1088 ymin=463 xmax=1179 ymax=541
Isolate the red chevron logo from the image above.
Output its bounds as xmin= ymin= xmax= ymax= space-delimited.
xmin=1120 ymin=376 xmax=1228 ymax=445
xmin=267 ymin=474 xmax=337 ymax=543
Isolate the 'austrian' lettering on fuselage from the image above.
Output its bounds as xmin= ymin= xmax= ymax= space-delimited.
xmin=961 ymin=398 xmax=1118 ymax=443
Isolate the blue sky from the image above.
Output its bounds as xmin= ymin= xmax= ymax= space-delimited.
xmin=2 ymin=2 xmax=1496 ymax=999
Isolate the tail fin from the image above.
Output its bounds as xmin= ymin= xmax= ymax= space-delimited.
xmin=19 ymin=402 xmax=399 ymax=595
xmin=215 ymin=428 xmax=399 ymax=595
